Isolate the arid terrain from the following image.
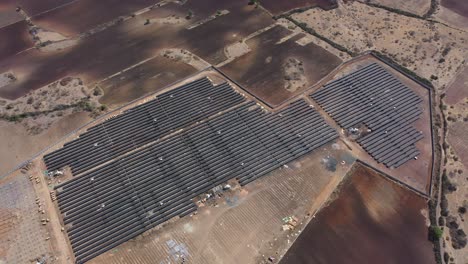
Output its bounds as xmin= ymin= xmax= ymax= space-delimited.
xmin=0 ymin=0 xmax=466 ymax=264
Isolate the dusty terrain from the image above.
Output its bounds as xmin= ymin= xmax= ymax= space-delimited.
xmin=292 ymin=1 xmax=468 ymax=90
xmin=280 ymin=163 xmax=436 ymax=264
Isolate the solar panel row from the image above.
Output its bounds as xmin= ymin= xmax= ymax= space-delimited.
xmin=55 ymin=99 xmax=337 ymax=263
xmin=44 ymin=77 xmax=246 ymax=175
xmin=310 ymin=63 xmax=423 ymax=168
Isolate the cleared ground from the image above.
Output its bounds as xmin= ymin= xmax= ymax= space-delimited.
xmin=280 ymin=163 xmax=435 ymax=264
xmin=87 ymin=141 xmax=354 ymax=264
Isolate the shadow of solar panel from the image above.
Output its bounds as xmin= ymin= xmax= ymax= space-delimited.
xmin=43 ymin=78 xmax=246 ymax=176
xmin=54 ymin=99 xmax=337 ymax=263
xmin=310 ymin=63 xmax=423 ymax=168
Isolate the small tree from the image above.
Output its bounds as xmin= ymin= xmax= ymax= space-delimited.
xmin=429 ymin=226 xmax=443 ymax=241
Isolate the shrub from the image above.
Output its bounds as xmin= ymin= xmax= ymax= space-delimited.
xmin=429 ymin=226 xmax=443 ymax=241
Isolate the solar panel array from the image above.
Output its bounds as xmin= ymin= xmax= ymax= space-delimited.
xmin=310 ymin=63 xmax=423 ymax=168
xmin=44 ymin=77 xmax=245 ymax=175
xmin=55 ymin=99 xmax=337 ymax=263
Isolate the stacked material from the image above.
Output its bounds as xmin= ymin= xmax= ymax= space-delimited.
xmin=311 ymin=63 xmax=423 ymax=168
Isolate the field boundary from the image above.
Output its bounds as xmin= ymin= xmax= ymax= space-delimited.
xmin=213 ymin=66 xmax=274 ymax=109
xmin=356 ymin=160 xmax=430 ymax=199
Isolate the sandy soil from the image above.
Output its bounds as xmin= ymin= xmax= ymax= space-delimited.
xmin=292 ymin=1 xmax=468 ymax=90
xmin=362 ymin=0 xmax=431 ymax=16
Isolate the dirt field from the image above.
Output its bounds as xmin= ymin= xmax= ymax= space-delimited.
xmin=280 ymin=163 xmax=435 ymax=264
xmin=362 ymin=0 xmax=431 ymax=16
xmin=85 ymin=141 xmax=354 ymax=264
xmin=220 ymin=25 xmax=342 ymax=107
xmin=0 ymin=20 xmax=34 ymax=60
xmin=308 ymin=55 xmax=434 ymax=194
xmin=292 ymin=1 xmax=468 ymax=90
xmin=261 ymin=0 xmax=337 ymax=15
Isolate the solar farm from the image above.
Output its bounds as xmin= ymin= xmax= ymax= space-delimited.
xmin=3 ymin=0 xmax=467 ymax=262
xmin=311 ymin=63 xmax=424 ymax=168
xmin=44 ymin=75 xmax=339 ymax=263
xmin=28 ymin=56 xmax=435 ymax=263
